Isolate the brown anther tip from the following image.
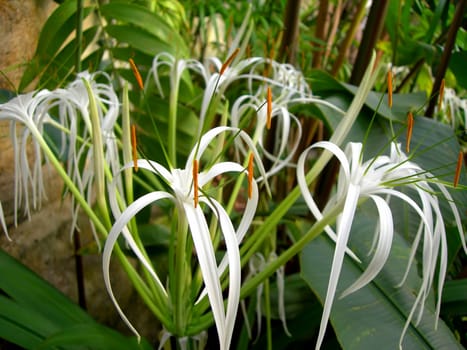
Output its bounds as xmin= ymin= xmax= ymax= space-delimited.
xmin=193 ymin=159 xmax=199 ymax=207
xmin=248 ymin=153 xmax=254 ymax=199
xmin=387 ymin=69 xmax=393 ymax=108
xmin=266 ymin=87 xmax=272 ymax=129
xmin=129 ymin=58 xmax=144 ymax=90
xmin=454 ymin=151 xmax=463 ymax=188
xmin=131 ymin=124 xmax=138 ymax=172
xmin=406 ymin=112 xmax=414 ymax=153
xmin=438 ymin=78 xmax=445 ymax=111
xmin=220 ymin=48 xmax=240 ymax=76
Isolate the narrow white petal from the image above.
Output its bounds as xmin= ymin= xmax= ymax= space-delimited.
xmin=340 ymin=195 xmax=394 ymax=298
xmin=202 ymin=198 xmax=241 ymax=350
xmin=315 ymin=184 xmax=360 ymax=350
xmin=184 ymin=204 xmax=226 ymax=349
xmin=0 ymin=202 xmax=10 ymax=240
xmin=103 ymin=192 xmax=171 ymax=338
xmin=297 ymin=142 xmax=359 ymax=262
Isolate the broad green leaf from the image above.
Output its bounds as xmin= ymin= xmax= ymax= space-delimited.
xmin=0 ymin=249 xmax=91 ymax=326
xmin=449 ymin=51 xmax=467 ymax=90
xmin=0 ymin=314 xmax=43 ymax=349
xmin=19 ymin=2 xmax=95 ymax=91
xmin=37 ymin=26 xmax=101 ymax=89
xmin=105 ymin=24 xmax=174 ymax=56
xmin=38 ymin=324 xmax=152 ymax=350
xmin=101 ymin=2 xmax=187 ymax=56
xmin=300 ymin=213 xmax=464 ymax=350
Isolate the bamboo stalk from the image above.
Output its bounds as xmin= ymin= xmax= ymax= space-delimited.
xmin=426 ymin=0 xmax=466 ymax=118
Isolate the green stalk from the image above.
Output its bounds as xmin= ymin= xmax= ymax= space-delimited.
xmin=174 ymin=206 xmax=190 ymax=334
xmin=75 ymin=0 xmax=83 ymax=73
xmin=193 ymin=52 xmax=377 ymax=318
xmin=189 ymin=199 xmax=345 ymax=334
xmin=264 ymin=277 xmax=272 ymax=350
xmin=169 ymin=66 xmax=181 ymax=168
xmin=83 ymin=79 xmax=110 ymax=224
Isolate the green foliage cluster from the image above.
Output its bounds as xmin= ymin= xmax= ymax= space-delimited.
xmin=0 ymin=0 xmax=466 ymax=349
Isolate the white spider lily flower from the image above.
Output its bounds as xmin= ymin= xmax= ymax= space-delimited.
xmin=104 ymin=126 xmax=263 ymax=350
xmin=437 ymin=86 xmax=466 ymax=132
xmin=151 ymin=52 xmax=313 ymax=138
xmin=240 ymin=252 xmax=291 ymax=341
xmin=42 ymin=72 xmax=121 ymax=239
xmin=230 ymin=88 xmax=344 ymax=181
xmin=297 ymin=141 xmax=465 ymax=350
xmin=0 ymin=90 xmax=52 ymax=233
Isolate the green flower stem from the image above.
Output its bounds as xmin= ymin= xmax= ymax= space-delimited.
xmin=31 ymin=126 xmax=171 ymax=328
xmin=169 ymin=67 xmax=181 ymax=168
xmin=192 ymin=147 xmax=334 ymax=322
xmin=174 ymin=206 xmax=190 ymax=334
xmin=240 ymin=200 xmax=344 ymax=298
xmin=264 ymin=277 xmax=272 ymax=350
xmin=189 ymin=199 xmax=344 ymax=335
xmin=84 ymin=79 xmax=109 ymax=224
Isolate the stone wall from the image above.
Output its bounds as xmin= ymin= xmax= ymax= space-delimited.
xmin=0 ymin=0 xmax=159 ymax=345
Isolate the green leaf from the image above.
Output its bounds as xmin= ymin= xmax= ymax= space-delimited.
xmin=19 ymin=1 xmax=95 ymax=90
xmin=37 ymin=324 xmax=152 ymax=350
xmin=0 ymin=249 xmax=151 ymax=349
xmin=100 ymin=2 xmax=187 ymax=56
xmin=0 ymin=249 xmax=92 ymax=327
xmin=300 ymin=213 xmax=463 ymax=350
xmin=105 ymin=24 xmax=174 ymax=56
xmin=449 ymin=51 xmax=467 ymax=90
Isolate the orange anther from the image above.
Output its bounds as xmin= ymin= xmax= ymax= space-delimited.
xmin=193 ymin=159 xmax=199 ymax=207
xmin=248 ymin=153 xmax=254 ymax=199
xmin=220 ymin=48 xmax=240 ymax=75
xmin=266 ymin=87 xmax=272 ymax=129
xmin=406 ymin=111 xmax=414 ymax=153
xmin=129 ymin=58 xmax=144 ymax=90
xmin=438 ymin=78 xmax=445 ymax=111
xmin=131 ymin=124 xmax=138 ymax=172
xmin=454 ymin=151 xmax=463 ymax=188
xmin=387 ymin=68 xmax=393 ymax=108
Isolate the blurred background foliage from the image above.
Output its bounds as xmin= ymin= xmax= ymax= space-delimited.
xmin=1 ymin=0 xmax=466 ymax=349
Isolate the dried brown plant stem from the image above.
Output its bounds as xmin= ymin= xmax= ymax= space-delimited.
xmin=331 ymin=0 xmax=367 ymax=76
xmin=426 ymin=0 xmax=466 ymax=118
xmin=350 ymin=0 xmax=389 ymax=84
xmin=322 ymin=0 xmax=343 ymax=68
xmin=278 ymin=0 xmax=302 ymax=65
xmin=312 ymin=0 xmax=330 ymax=69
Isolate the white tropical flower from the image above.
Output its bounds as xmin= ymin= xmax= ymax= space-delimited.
xmin=41 ymin=72 xmax=120 ymax=238
xmin=0 ymin=72 xmax=120 ymax=241
xmin=297 ymin=141 xmax=465 ymax=350
xmin=240 ymin=252 xmax=291 ymax=341
xmin=151 ymin=51 xmax=314 ymax=138
xmin=230 ymin=88 xmax=344 ymax=181
xmin=437 ymin=86 xmax=466 ymax=133
xmin=0 ymin=89 xmax=52 ymax=234
xmin=104 ymin=126 xmax=264 ymax=350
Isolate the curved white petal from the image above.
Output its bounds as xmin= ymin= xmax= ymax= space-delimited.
xmin=103 ymin=192 xmax=171 ymax=338
xmin=297 ymin=142 xmax=359 ymax=262
xmin=340 ymin=195 xmax=394 ymax=298
xmin=183 ymin=203 xmax=227 ymax=349
xmin=315 ymin=184 xmax=361 ymax=350
xmin=201 ymin=198 xmax=241 ymax=350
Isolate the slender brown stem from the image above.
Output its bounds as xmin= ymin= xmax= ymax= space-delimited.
xmin=73 ymin=231 xmax=87 ymax=309
xmin=312 ymin=0 xmax=329 ymax=69
xmin=278 ymin=0 xmax=302 ymax=65
xmin=426 ymin=0 xmax=466 ymax=118
xmin=322 ymin=0 xmax=342 ymax=68
xmin=331 ymin=0 xmax=367 ymax=76
xmin=349 ymin=0 xmax=389 ymax=84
